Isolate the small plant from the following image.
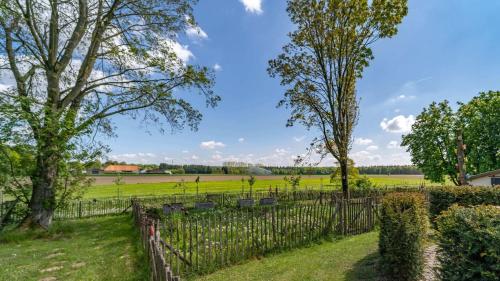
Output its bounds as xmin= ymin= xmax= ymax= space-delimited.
xmin=113 ymin=173 xmax=125 ymax=197
xmin=248 ymin=175 xmax=256 ymax=197
xmin=174 ymin=179 xmax=187 ymax=197
xmin=352 ymin=176 xmax=373 ymax=190
xmin=113 ymin=173 xmax=125 ymax=186
xmin=379 ymin=192 xmax=428 ymax=281
xmin=241 ymin=177 xmax=245 ymax=194
xmin=284 ymin=175 xmax=301 ymax=192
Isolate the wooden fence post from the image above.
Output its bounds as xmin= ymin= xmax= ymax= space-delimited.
xmin=78 ymin=201 xmax=82 ymax=218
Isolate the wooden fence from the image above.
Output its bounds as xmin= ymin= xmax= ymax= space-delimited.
xmin=133 ymin=200 xmax=181 ymax=281
xmin=149 ymin=197 xmax=377 ymax=278
xmin=0 ymin=188 xmax=395 ymax=224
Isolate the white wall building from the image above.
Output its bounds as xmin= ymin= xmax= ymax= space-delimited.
xmin=467 ymin=169 xmax=500 ymax=186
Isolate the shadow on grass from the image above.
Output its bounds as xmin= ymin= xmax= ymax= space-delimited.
xmin=345 ymin=252 xmax=382 ymax=281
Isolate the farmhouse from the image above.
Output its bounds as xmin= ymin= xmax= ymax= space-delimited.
xmin=468 ymin=169 xmax=500 ymax=186
xmin=103 ymin=164 xmax=140 ymax=173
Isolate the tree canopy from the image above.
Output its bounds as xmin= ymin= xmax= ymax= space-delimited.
xmin=268 ymin=0 xmax=407 ymax=196
xmin=0 ymin=0 xmax=219 ymax=227
xmin=402 ymin=91 xmax=500 ymax=185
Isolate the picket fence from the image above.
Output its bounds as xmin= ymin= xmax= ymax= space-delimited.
xmin=133 ymin=201 xmax=181 ymax=281
xmin=138 ymin=197 xmax=378 ymax=278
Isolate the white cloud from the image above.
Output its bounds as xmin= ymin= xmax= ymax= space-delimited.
xmin=108 ymin=152 xmax=159 ymax=164
xmin=191 ymin=155 xmax=199 ymax=160
xmin=0 ymin=83 xmax=12 ymax=91
xmin=214 ymin=63 xmax=222 ymax=71
xmin=380 ymin=115 xmax=415 ymax=133
xmin=212 ymin=154 xmax=222 ymax=160
xmin=275 ymin=148 xmax=289 ymax=155
xmin=350 ymin=151 xmax=382 ymax=166
xmin=186 ymin=25 xmax=208 ymax=40
xmin=200 ymin=140 xmax=226 ymax=149
xmin=182 ymin=150 xmax=189 ymax=153
xmin=387 ymin=140 xmax=400 ymax=149
xmin=184 ymin=15 xmax=208 ymax=41
xmin=167 ymin=40 xmax=193 ymax=63
xmin=238 ymin=137 xmax=245 ymax=143
xmin=293 ymin=136 xmax=306 ymax=142
xmin=387 ymin=152 xmax=412 ymax=165
xmin=366 ymin=145 xmax=379 ymax=151
xmin=354 ymin=137 xmax=373 ymax=145
xmin=239 ymin=0 xmax=263 ymax=14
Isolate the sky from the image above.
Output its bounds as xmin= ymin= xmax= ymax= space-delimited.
xmin=33 ymin=0 xmax=500 ymax=166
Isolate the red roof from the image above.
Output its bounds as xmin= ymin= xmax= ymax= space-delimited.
xmin=103 ymin=165 xmax=140 ymax=172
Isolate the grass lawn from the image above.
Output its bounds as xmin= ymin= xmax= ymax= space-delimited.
xmin=83 ymin=175 xmax=431 ymax=199
xmin=193 ymin=231 xmax=380 ymax=281
xmin=0 ymin=215 xmax=148 ymax=281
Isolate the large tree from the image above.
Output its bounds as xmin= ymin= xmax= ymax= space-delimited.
xmin=268 ymin=0 xmax=407 ymax=197
xmin=0 ymin=0 xmax=219 ymax=228
xmin=458 ymin=91 xmax=499 ymax=175
xmin=402 ymin=91 xmax=500 ymax=185
xmin=401 ymin=101 xmax=460 ymax=185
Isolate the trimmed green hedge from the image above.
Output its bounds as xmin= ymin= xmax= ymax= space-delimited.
xmin=436 ymin=205 xmax=500 ymax=281
xmin=428 ymin=186 xmax=500 ymax=217
xmin=379 ymin=192 xmax=428 ymax=281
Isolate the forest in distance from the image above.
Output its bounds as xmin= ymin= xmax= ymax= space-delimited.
xmin=96 ymin=162 xmax=422 ymax=175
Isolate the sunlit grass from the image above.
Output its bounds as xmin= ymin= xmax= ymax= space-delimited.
xmin=0 ymin=215 xmax=148 ymax=281
xmin=82 ymin=175 xmax=431 ymax=199
xmin=193 ymin=231 xmax=380 ymax=281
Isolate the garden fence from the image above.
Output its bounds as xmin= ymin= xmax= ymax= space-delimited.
xmin=133 ymin=201 xmax=181 ymax=281
xmin=136 ymin=197 xmax=377 ymax=278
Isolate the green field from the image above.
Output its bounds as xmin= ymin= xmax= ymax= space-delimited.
xmin=83 ymin=175 xmax=431 ymax=199
xmin=193 ymin=231 xmax=379 ymax=281
xmin=0 ymin=215 xmax=148 ymax=281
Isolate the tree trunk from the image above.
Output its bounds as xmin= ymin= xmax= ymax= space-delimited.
xmin=27 ymin=149 xmax=59 ymax=229
xmin=456 ymin=129 xmax=467 ymax=186
xmin=340 ymin=160 xmax=349 ymax=199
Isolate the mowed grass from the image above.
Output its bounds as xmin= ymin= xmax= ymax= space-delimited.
xmin=0 ymin=215 xmax=148 ymax=281
xmin=193 ymin=231 xmax=380 ymax=281
xmin=83 ymin=175 xmax=430 ymax=199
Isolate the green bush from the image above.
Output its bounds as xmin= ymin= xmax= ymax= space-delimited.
xmin=428 ymin=186 xmax=500 ymax=217
xmin=379 ymin=192 xmax=428 ymax=281
xmin=436 ymin=205 xmax=500 ymax=281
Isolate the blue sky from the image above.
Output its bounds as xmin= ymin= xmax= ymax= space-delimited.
xmin=104 ymin=0 xmax=500 ymax=166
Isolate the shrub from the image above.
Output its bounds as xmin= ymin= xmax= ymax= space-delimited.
xmin=428 ymin=186 xmax=500 ymax=217
xmin=352 ymin=176 xmax=373 ymax=189
xmin=436 ymin=205 xmax=500 ymax=281
xmin=379 ymin=192 xmax=428 ymax=281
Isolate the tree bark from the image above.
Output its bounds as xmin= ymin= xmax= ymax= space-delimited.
xmin=340 ymin=160 xmax=349 ymax=199
xmin=26 ymin=143 xmax=59 ymax=229
xmin=456 ymin=129 xmax=467 ymax=186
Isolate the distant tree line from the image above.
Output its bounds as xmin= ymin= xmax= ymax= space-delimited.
xmin=357 ymin=165 xmax=422 ymax=175
xmin=94 ymin=161 xmax=421 ymax=176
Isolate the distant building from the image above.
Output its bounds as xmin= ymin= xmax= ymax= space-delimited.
xmin=468 ymin=169 xmax=500 ymax=186
xmin=103 ymin=165 xmax=140 ymax=173
xmin=85 ymin=168 xmax=101 ymax=175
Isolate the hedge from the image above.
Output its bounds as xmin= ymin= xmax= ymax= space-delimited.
xmin=379 ymin=192 xmax=428 ymax=281
xmin=436 ymin=205 xmax=500 ymax=281
xmin=428 ymin=186 xmax=500 ymax=217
